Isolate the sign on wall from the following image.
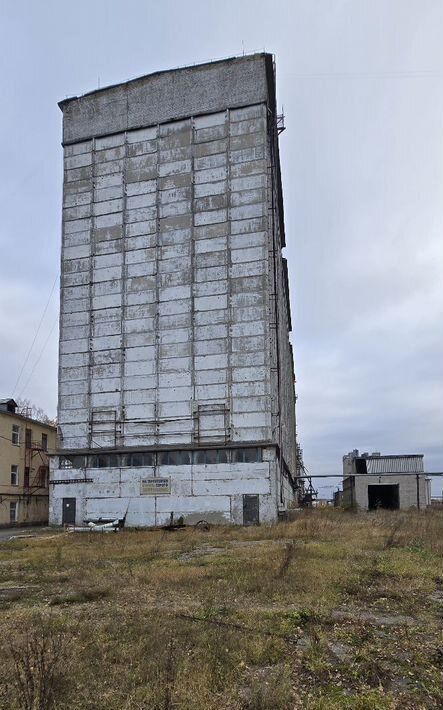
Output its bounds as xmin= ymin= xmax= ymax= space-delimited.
xmin=140 ymin=478 xmax=171 ymax=495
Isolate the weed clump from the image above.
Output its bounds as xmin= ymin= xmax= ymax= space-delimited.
xmin=49 ymin=587 xmax=111 ymax=605
xmin=8 ymin=616 xmax=69 ymax=710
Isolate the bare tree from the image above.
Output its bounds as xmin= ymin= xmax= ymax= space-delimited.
xmin=16 ymin=399 xmax=56 ymax=426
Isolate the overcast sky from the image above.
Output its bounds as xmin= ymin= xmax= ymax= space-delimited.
xmin=1 ymin=0 xmax=442 ymax=493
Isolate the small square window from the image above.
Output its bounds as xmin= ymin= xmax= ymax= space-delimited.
xmin=144 ymin=452 xmax=155 ymax=466
xmin=244 ymin=448 xmax=260 ymax=463
xmin=159 ymin=451 xmax=170 ymax=465
xmin=71 ymin=455 xmax=85 ymax=469
xmin=233 ymin=448 xmax=261 ymax=463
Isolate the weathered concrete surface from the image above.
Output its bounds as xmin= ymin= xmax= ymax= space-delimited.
xmin=342 ymin=453 xmax=430 ymax=510
xmin=49 ymin=447 xmax=280 ymax=526
xmin=60 ymin=55 xmax=269 ymax=144
xmin=344 ymin=473 xmax=429 ymax=510
xmin=53 ymin=55 xmax=297 ymax=526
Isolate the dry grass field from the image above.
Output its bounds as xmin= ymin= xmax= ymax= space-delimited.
xmin=0 ymin=509 xmax=442 ymax=709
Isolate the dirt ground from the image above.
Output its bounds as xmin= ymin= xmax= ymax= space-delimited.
xmin=0 ymin=509 xmax=442 ymax=709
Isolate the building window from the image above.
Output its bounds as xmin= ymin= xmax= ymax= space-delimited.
xmin=10 ymin=465 xmax=18 ymax=486
xmin=89 ymin=454 xmax=119 ymax=468
xmin=60 ymin=455 xmax=85 ymax=469
xmin=38 ymin=467 xmax=49 ymax=487
xmin=216 ymin=449 xmax=229 ymax=464
xmin=12 ymin=425 xmax=20 ymax=446
xmin=72 ymin=448 xmax=262 ymax=468
xmin=194 ymin=450 xmax=208 ymax=465
xmin=24 ymin=467 xmax=30 ymax=488
xmin=178 ymin=450 xmax=192 ymax=465
xmin=25 ymin=428 xmax=32 ymax=448
xmin=123 ymin=452 xmax=155 ymax=467
xmin=159 ymin=451 xmax=169 ymax=465
xmin=233 ymin=448 xmax=261 ymax=463
xmin=41 ymin=433 xmax=48 ymax=451
xmin=90 ymin=454 xmax=109 ymax=468
xmin=59 ymin=457 xmax=73 ymax=469
xmin=193 ymin=449 xmax=229 ymax=464
xmin=10 ymin=502 xmax=18 ymax=523
xmin=159 ymin=450 xmax=191 ymax=466
xmin=127 ymin=452 xmax=144 ymax=467
xmin=143 ymin=452 xmax=155 ymax=466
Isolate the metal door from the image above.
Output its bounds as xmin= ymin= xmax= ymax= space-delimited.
xmin=62 ymin=498 xmax=76 ymax=525
xmin=243 ymin=495 xmax=259 ymax=526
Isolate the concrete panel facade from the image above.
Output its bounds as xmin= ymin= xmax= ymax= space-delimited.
xmin=343 ymin=474 xmax=430 ymax=510
xmin=341 ymin=452 xmax=431 ymax=510
xmin=51 ymin=54 xmax=297 ymax=526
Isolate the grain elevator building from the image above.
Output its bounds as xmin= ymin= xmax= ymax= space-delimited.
xmin=49 ymin=54 xmax=297 ymax=527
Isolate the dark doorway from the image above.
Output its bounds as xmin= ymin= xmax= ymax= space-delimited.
xmin=355 ymin=458 xmax=367 ymax=474
xmin=368 ymin=484 xmax=399 ymax=511
xmin=62 ymin=498 xmax=76 ymax=525
xmin=243 ymin=495 xmax=259 ymax=525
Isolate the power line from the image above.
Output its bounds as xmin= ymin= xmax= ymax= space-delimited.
xmin=13 ymin=273 xmax=59 ymax=396
xmin=289 ymin=70 xmax=443 ymax=80
xmin=0 ymin=154 xmax=50 ymax=212
xmin=17 ymin=316 xmax=59 ymax=399
xmin=300 ymin=472 xmax=443 ymax=478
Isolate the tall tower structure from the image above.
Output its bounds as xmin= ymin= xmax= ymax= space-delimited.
xmin=50 ymin=54 xmax=297 ymax=526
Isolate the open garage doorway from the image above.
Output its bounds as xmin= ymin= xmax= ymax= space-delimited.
xmin=368 ymin=484 xmax=399 ymax=510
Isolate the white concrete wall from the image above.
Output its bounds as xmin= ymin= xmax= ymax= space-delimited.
xmin=55 ymin=56 xmax=297 ymax=526
xmin=49 ymin=448 xmax=279 ymax=526
xmin=60 ymin=55 xmax=270 ymax=145
xmin=344 ymin=474 xmax=429 ymax=510
xmin=59 ymin=106 xmax=273 ymax=451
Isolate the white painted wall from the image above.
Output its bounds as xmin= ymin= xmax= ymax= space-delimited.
xmin=49 ymin=454 xmax=278 ymax=526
